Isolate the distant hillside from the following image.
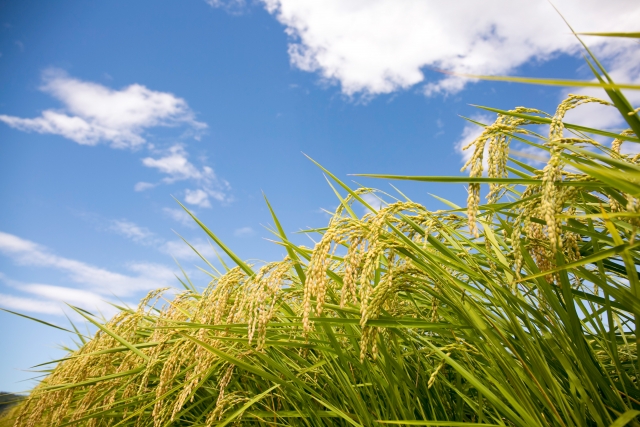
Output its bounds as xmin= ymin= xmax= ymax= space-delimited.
xmin=0 ymin=392 xmax=23 ymax=414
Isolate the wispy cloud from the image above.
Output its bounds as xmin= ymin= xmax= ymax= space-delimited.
xmin=142 ymin=144 xmax=231 ymax=207
xmin=160 ymin=238 xmax=218 ymax=261
xmin=163 ymin=207 xmax=196 ymax=228
xmin=108 ymin=220 xmax=160 ymax=245
xmin=75 ymin=212 xmax=163 ymax=246
xmin=256 ymin=1 xmax=640 ymax=96
xmin=0 ymin=69 xmax=206 ymax=148
xmin=0 ymin=274 xmax=129 ymax=317
xmin=0 ymin=293 xmax=64 ymax=315
xmin=205 ymin=0 xmax=246 ymax=13
xmin=80 ymin=211 xmax=221 ymax=263
xmin=234 ymin=226 xmax=255 ymax=237
xmin=0 ymin=231 xmax=176 ymax=296
xmin=134 ymin=182 xmax=156 ymax=192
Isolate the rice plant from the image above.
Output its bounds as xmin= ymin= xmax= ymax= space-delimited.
xmin=4 ymin=33 xmax=640 ymax=427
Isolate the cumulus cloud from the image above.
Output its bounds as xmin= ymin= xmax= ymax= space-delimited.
xmin=0 ymin=231 xmax=176 ymax=296
xmin=142 ymin=144 xmax=211 ymax=182
xmin=0 ymin=69 xmax=206 ymax=148
xmin=561 ymin=48 xmax=640 ymax=137
xmin=0 ymin=70 xmax=230 ymax=206
xmin=257 ymin=0 xmax=640 ymax=96
xmin=184 ymin=189 xmax=211 ymax=208
xmin=142 ymin=144 xmax=231 ymax=207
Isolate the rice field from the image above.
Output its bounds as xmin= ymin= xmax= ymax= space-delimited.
xmin=3 ymin=33 xmax=640 ymax=427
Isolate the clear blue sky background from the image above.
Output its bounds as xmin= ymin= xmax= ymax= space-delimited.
xmin=1 ymin=0 xmax=637 ymax=392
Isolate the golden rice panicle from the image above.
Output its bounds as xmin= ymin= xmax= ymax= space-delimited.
xmin=135 ymin=291 xmax=194 ymax=413
xmin=427 ymin=352 xmax=451 ymax=389
xmin=627 ymin=195 xmax=640 ymax=228
xmin=167 ymin=268 xmax=248 ymax=424
xmin=244 ymin=260 xmax=290 ymax=348
xmin=137 ymin=287 xmax=171 ymax=313
xmin=246 ymin=263 xmax=273 ymax=345
xmin=543 ymin=95 xmax=611 ymax=253
xmin=303 ymin=221 xmax=339 ymax=333
xmin=341 ymin=237 xmax=364 ymax=308
xmin=510 ymin=183 xmax=543 ymax=279
xmin=255 ymin=260 xmax=290 ymax=350
xmin=152 ymin=340 xmax=195 ymax=427
xmin=461 ymin=108 xmax=536 ymax=237
xmin=14 ymin=307 xmax=146 ymax=427
xmin=355 ymin=202 xmax=419 ymax=360
xmin=208 ymin=363 xmax=235 ymax=424
xmin=357 ymin=227 xmax=385 ymax=331
xmin=505 ymin=97 xmax=613 ymax=280
xmin=360 ymin=250 xmax=396 ymax=361
xmin=460 ymin=127 xmax=483 ymax=238
xmin=611 ymin=129 xmax=634 ymax=155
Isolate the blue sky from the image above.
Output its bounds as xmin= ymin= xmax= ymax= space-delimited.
xmin=1 ymin=0 xmax=639 ymax=392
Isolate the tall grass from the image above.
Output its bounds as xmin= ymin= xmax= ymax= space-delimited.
xmin=5 ymin=34 xmax=640 ymax=427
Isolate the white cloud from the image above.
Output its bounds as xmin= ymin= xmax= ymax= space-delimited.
xmin=134 ymin=182 xmax=156 ymax=192
xmin=109 ymin=220 xmax=158 ymax=245
xmin=76 ymin=211 xmax=164 ymax=246
xmin=206 ymin=0 xmax=246 ymax=12
xmin=26 ymin=285 xmax=122 ymax=317
xmin=142 ymin=144 xmax=211 ymax=182
xmin=163 ymin=207 xmax=196 ymax=227
xmin=561 ymin=48 xmax=640 ymax=140
xmin=259 ymin=0 xmax=640 ymax=96
xmin=0 ymin=70 xmax=230 ymax=205
xmin=184 ymin=189 xmax=211 ymax=208
xmin=142 ymin=144 xmax=231 ymax=206
xmin=0 ymin=277 xmax=126 ymax=317
xmin=0 ymin=293 xmax=64 ymax=315
xmin=206 ymin=189 xmax=227 ymax=202
xmin=21 ymin=283 xmax=107 ymax=307
xmin=126 ymin=262 xmax=178 ymax=285
xmin=160 ymin=238 xmax=217 ymax=261
xmin=0 ymin=68 xmax=206 ymax=148
xmin=0 ymin=231 xmax=176 ymax=296
xmin=234 ymin=226 xmax=255 ymax=237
